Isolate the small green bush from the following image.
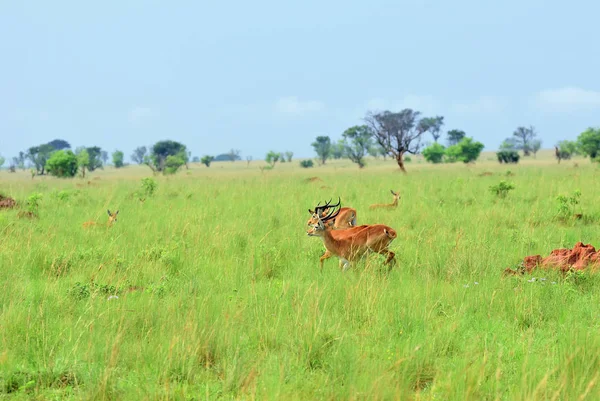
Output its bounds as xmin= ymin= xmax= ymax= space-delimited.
xmin=45 ymin=150 xmax=78 ymax=178
xmin=300 ymin=160 xmax=314 ymax=168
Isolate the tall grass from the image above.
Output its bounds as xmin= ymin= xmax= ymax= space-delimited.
xmin=1 ymin=155 xmax=600 ymax=400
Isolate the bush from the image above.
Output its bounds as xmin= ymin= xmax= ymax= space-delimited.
xmin=300 ymin=160 xmax=314 ymax=168
xmin=201 ymin=155 xmax=214 ymax=167
xmin=164 ymin=155 xmax=185 ymax=175
xmin=45 ymin=150 xmax=78 ymax=178
xmin=489 ymin=180 xmax=515 ymax=198
xmin=422 ymin=143 xmax=445 ymax=164
xmin=444 ymin=137 xmax=484 ymax=163
xmin=496 ymin=150 xmax=520 ymax=164
xmin=112 ymin=150 xmax=124 ymax=168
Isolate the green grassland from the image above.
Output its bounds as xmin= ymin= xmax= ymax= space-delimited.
xmin=1 ymin=150 xmax=600 ymax=400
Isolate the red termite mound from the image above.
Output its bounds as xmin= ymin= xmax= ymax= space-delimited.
xmin=504 ymin=242 xmax=600 ymax=275
xmin=0 ymin=194 xmax=16 ymax=209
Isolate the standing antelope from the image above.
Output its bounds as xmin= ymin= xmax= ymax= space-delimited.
xmin=369 ymin=190 xmax=401 ymax=209
xmin=307 ymin=199 xmax=397 ymax=271
xmin=83 ymin=209 xmax=119 ymax=228
xmin=307 ymin=200 xmax=357 ymax=265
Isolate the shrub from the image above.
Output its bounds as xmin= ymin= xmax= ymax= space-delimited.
xmin=45 ymin=150 xmax=78 ymax=178
xmin=422 ymin=143 xmax=446 ymax=164
xmin=201 ymin=155 xmax=214 ymax=167
xmin=300 ymin=160 xmax=314 ymax=168
xmin=112 ymin=150 xmax=125 ymax=168
xmin=164 ymin=155 xmax=185 ymax=175
xmin=497 ymin=150 xmax=520 ymax=164
xmin=141 ymin=177 xmax=157 ymax=197
xmin=489 ymin=180 xmax=515 ymax=198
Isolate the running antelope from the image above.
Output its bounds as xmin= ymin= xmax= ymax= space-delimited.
xmin=369 ymin=190 xmax=401 ymax=209
xmin=307 ymin=200 xmax=357 ymax=265
xmin=83 ymin=209 xmax=119 ymax=228
xmin=307 ymin=199 xmax=397 ymax=271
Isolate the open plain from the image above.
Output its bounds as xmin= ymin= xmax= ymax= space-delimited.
xmin=2 ymin=150 xmax=600 ymax=400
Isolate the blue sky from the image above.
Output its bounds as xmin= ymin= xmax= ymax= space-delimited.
xmin=1 ymin=0 xmax=599 ymax=162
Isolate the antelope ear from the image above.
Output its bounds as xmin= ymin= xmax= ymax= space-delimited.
xmin=390 ymin=190 xmax=396 ymax=195
xmin=308 ymin=209 xmax=314 ymax=214
xmin=107 ymin=209 xmax=111 ymax=216
xmin=115 ymin=210 xmax=119 ymax=215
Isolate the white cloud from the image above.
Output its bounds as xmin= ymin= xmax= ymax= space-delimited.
xmin=533 ymin=87 xmax=600 ymax=112
xmin=128 ymin=106 xmax=155 ymax=123
xmin=451 ymin=96 xmax=505 ymax=114
xmin=274 ymin=96 xmax=325 ymax=115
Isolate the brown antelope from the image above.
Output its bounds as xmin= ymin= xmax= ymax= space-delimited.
xmin=307 ymin=200 xmax=358 ymax=265
xmin=83 ymin=209 xmax=119 ymax=228
xmin=307 ymin=199 xmax=397 ymax=271
xmin=369 ymin=190 xmax=401 ymax=209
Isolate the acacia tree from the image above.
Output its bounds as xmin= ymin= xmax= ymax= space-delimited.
xmin=447 ymin=129 xmax=466 ymax=146
xmin=27 ymin=144 xmax=55 ymax=175
xmin=148 ymin=140 xmax=187 ymax=173
xmin=531 ymin=139 xmax=542 ymax=158
xmin=311 ymin=136 xmax=332 ymax=165
xmin=576 ymin=127 xmax=600 ymax=161
xmin=47 ymin=139 xmax=71 ymax=151
xmin=364 ymin=109 xmax=444 ymax=173
xmin=227 ymin=149 xmax=241 ymax=162
xmin=423 ymin=116 xmax=444 ymax=142
xmin=341 ymin=125 xmax=374 ymax=168
xmin=512 ymin=126 xmax=537 ymax=156
xmin=131 ymin=146 xmax=148 ymax=164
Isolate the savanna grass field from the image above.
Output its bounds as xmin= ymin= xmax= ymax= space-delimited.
xmin=2 ymin=150 xmax=600 ymax=400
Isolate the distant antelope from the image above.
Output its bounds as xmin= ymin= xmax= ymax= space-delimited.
xmin=307 ymin=200 xmax=357 ymax=266
xmin=307 ymin=199 xmax=397 ymax=271
xmin=369 ymin=190 xmax=401 ymax=209
xmin=83 ymin=209 xmax=119 ymax=228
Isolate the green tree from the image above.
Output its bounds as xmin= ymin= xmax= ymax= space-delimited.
xmin=331 ymin=140 xmax=346 ymax=159
xmin=531 ymin=139 xmax=542 ymax=158
xmin=131 ymin=146 xmax=148 ymax=164
xmin=447 ymin=129 xmax=466 ymax=146
xmin=77 ymin=149 xmax=90 ymax=178
xmin=285 ymin=151 xmax=293 ymax=162
xmin=265 ymin=151 xmax=280 ymax=168
xmin=112 ymin=150 xmax=125 ymax=168
xmin=576 ymin=127 xmax=600 ymax=161
xmin=149 ymin=140 xmax=187 ymax=172
xmin=164 ymin=154 xmax=185 ymax=174
xmin=341 ymin=125 xmax=374 ymax=168
xmin=85 ymin=146 xmax=103 ymax=171
xmin=201 ymin=155 xmax=215 ymax=167
xmin=422 ymin=142 xmax=446 ymax=164
xmin=0 ymin=156 xmax=5 ymax=168
xmin=499 ymin=138 xmax=518 ymax=151
xmin=227 ymin=149 xmax=241 ymax=162
xmin=47 ymin=139 xmax=71 ymax=150
xmin=27 ymin=144 xmax=55 ymax=175
xmin=445 ymin=137 xmax=484 ymax=163
xmin=46 ymin=150 xmax=78 ymax=177
xmin=512 ymin=126 xmax=537 ymax=156
xmin=100 ymin=150 xmax=109 ymax=165
xmin=422 ymin=116 xmax=444 ymax=142
xmin=311 ymin=136 xmax=332 ymax=165
xmin=365 ymin=109 xmax=445 ymax=173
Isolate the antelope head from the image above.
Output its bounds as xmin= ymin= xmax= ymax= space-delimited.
xmin=107 ymin=209 xmax=119 ymax=225
xmin=307 ymin=198 xmax=341 ymax=236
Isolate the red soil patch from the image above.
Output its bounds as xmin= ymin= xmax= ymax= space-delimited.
xmin=0 ymin=194 xmax=17 ymax=209
xmin=504 ymin=242 xmax=600 ymax=275
xmin=305 ymin=176 xmax=323 ymax=182
xmin=478 ymin=172 xmax=493 ymax=176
